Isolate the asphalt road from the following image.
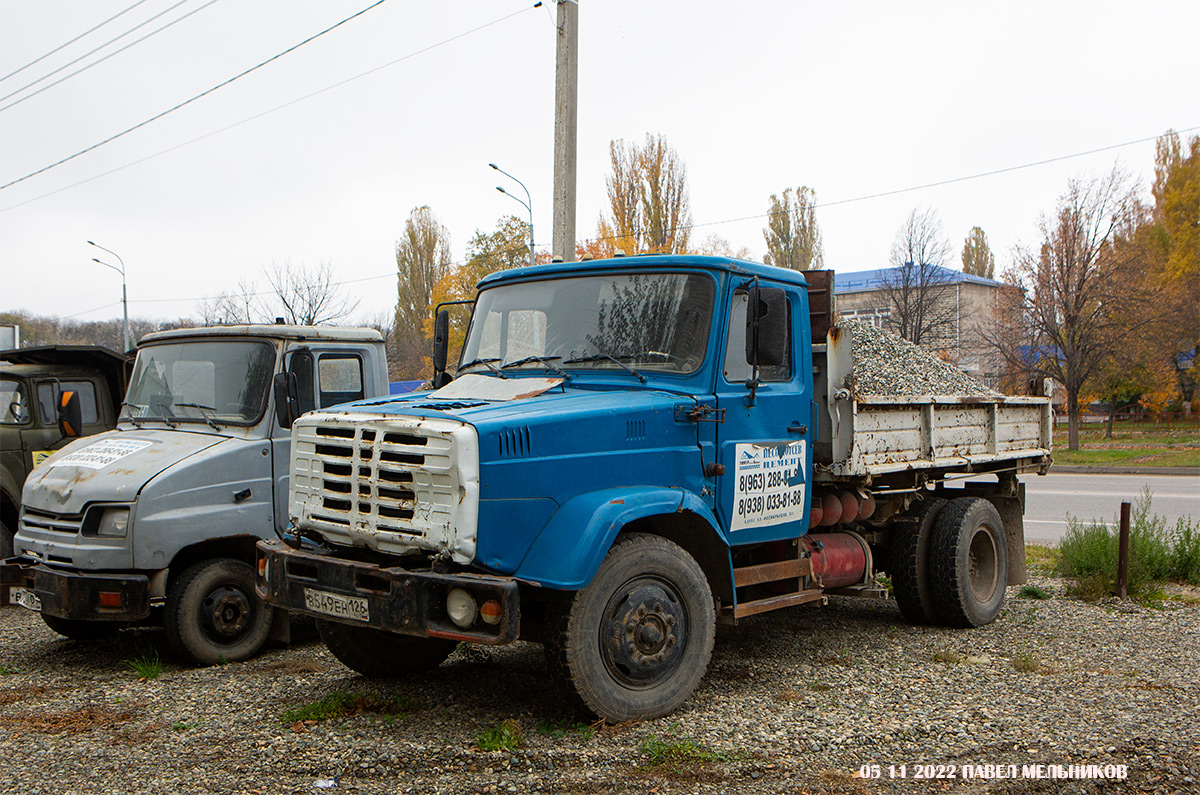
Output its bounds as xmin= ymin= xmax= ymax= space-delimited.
xmin=1006 ymin=472 xmax=1200 ymax=545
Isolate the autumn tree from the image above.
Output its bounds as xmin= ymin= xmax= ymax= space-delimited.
xmin=880 ymin=208 xmax=957 ymax=351
xmin=426 ymin=215 xmax=531 ymax=371
xmin=596 ymin=134 xmax=692 ymax=255
xmin=394 ymin=206 xmax=451 ymax=379
xmin=763 ymin=186 xmax=823 ymax=270
xmin=961 ymin=226 xmax=996 ymax=278
xmin=697 ymin=234 xmax=752 ymax=260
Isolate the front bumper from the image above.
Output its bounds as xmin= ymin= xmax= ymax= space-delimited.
xmin=255 ymin=540 xmax=520 ymax=645
xmin=0 ymin=557 xmax=150 ymax=621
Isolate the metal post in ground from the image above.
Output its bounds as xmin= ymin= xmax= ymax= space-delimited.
xmin=1117 ymin=501 xmax=1131 ymax=599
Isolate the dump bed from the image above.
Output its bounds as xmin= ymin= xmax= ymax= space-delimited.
xmin=812 ymin=327 xmax=1052 ymax=481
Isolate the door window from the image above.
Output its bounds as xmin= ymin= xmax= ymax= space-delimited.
xmin=723 ymin=291 xmax=792 ymax=383
xmin=38 ymin=381 xmax=100 ymax=425
xmin=1 ymin=379 xmax=30 ymax=424
xmin=318 ymin=354 xmax=364 ymax=407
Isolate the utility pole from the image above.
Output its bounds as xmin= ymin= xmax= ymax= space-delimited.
xmin=552 ymin=0 xmax=578 ymax=262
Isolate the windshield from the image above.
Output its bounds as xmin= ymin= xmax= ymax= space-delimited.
xmin=122 ymin=340 xmax=276 ymax=426
xmin=460 ymin=272 xmax=715 ymax=375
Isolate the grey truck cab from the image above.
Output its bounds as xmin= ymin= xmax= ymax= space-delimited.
xmin=2 ymin=324 xmax=387 ymax=664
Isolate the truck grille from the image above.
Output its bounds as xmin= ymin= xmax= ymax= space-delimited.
xmin=290 ymin=412 xmax=480 ymax=562
xmin=19 ymin=507 xmax=85 ymax=535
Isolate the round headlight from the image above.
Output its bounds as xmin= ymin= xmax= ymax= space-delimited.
xmin=446 ymin=588 xmax=477 ymax=629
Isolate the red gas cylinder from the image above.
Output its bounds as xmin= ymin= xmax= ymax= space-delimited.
xmin=808 ymin=500 xmax=824 ymax=528
xmin=838 ymin=492 xmax=859 ymax=524
xmin=857 ymin=493 xmax=877 ymax=521
xmin=802 ymin=532 xmax=869 ymax=589
xmin=819 ymin=492 xmax=842 ymax=526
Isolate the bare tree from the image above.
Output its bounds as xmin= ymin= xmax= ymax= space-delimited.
xmin=763 ymin=186 xmax=824 ymax=270
xmin=598 ymin=134 xmax=692 ymax=255
xmin=989 ymin=168 xmax=1141 ymax=449
xmin=880 ymin=208 xmax=957 ymax=350
xmin=394 ymin=206 xmax=451 ymax=378
xmin=263 ymin=260 xmax=360 ymax=326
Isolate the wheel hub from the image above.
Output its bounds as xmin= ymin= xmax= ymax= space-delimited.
xmin=968 ymin=527 xmax=999 ymax=602
xmin=202 ymin=586 xmax=252 ymax=639
xmin=603 ymin=580 xmax=687 ymax=687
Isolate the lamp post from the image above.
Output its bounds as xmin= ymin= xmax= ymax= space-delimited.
xmin=489 ymin=163 xmax=535 ymax=267
xmin=87 ymin=240 xmax=129 ymax=352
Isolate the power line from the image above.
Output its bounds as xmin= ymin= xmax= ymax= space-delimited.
xmin=0 ymin=0 xmax=394 ymax=192
xmin=0 ymin=0 xmax=149 ymax=85
xmin=578 ymin=125 xmax=1200 ymax=247
xmin=0 ymin=3 xmax=542 ymax=212
xmin=0 ymin=0 xmax=224 ymax=113
xmin=0 ymin=0 xmax=194 ymax=105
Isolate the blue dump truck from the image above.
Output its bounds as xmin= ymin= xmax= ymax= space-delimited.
xmin=257 ymin=255 xmax=1051 ymax=721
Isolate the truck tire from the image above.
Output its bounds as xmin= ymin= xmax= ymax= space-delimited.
xmin=41 ymin=614 xmax=119 ymax=640
xmin=543 ymin=533 xmax=715 ymax=723
xmin=888 ymin=497 xmax=947 ymax=624
xmin=928 ymin=498 xmax=1008 ymax=628
xmin=316 ymin=619 xmax=455 ymax=678
xmin=166 ymin=558 xmax=273 ymax=665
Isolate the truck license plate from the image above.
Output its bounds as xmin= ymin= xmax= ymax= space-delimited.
xmin=303 ymin=588 xmax=370 ymax=622
xmin=11 ymin=587 xmax=41 ymax=612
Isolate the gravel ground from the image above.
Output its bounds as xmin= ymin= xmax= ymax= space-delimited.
xmin=1 ymin=578 xmax=1197 ymax=795
xmin=842 ymin=321 xmax=998 ymax=397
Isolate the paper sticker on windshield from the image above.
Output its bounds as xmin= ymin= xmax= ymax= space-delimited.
xmin=51 ymin=439 xmax=154 ymax=470
xmin=731 ymin=442 xmax=806 ymax=532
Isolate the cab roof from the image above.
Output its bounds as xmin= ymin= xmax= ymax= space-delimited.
xmin=138 ymin=324 xmax=383 ymax=346
xmin=476 ymin=254 xmax=812 ymax=290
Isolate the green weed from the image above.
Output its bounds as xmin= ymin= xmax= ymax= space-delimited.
xmin=639 ymin=725 xmax=729 ymax=770
xmin=477 ymin=718 xmax=523 ymax=751
xmin=124 ymin=650 xmax=162 ymax=680
xmin=281 ymin=691 xmax=416 ymax=724
xmin=0 ymin=664 xmax=18 ymax=675
xmin=1011 ymin=650 xmax=1041 ymax=674
xmin=536 ymin=721 xmax=594 ymax=740
xmin=1018 ymin=584 xmax=1052 ymax=600
xmin=171 ymin=719 xmax=202 ymax=731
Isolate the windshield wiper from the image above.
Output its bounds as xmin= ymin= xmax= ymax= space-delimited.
xmin=501 ymin=355 xmax=570 ymax=379
xmin=458 ymin=358 xmax=506 ymax=378
xmin=119 ymin=401 xmax=145 ymax=428
xmin=174 ymin=402 xmax=223 ymax=430
xmin=562 ymin=353 xmax=646 ymax=383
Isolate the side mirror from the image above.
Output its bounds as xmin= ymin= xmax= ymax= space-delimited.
xmin=273 ymin=372 xmax=299 ymax=430
xmin=432 ymin=309 xmax=450 ymax=375
xmin=746 ymin=285 xmax=788 ymax=368
xmin=58 ymin=390 xmax=83 ymax=438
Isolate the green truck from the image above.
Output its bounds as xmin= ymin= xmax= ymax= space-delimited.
xmin=0 ymin=346 xmax=129 ymax=559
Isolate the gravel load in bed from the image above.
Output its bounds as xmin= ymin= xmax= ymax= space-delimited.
xmin=841 ymin=320 xmax=999 ymax=397
xmin=2 ymin=577 xmax=1197 ymax=794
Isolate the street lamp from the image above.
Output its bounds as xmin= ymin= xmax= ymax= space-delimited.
xmin=87 ymin=240 xmax=129 ymax=352
xmin=489 ymin=163 xmax=535 ymax=267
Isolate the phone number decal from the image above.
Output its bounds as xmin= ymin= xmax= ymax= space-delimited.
xmin=731 ymin=441 xmax=805 ymax=531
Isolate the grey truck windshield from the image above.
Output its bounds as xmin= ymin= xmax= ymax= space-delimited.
xmin=121 ymin=340 xmax=276 ymax=425
xmin=460 ymin=272 xmax=716 ymax=376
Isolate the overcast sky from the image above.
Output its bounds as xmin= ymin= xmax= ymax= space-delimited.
xmin=1 ymin=0 xmax=1196 ymax=326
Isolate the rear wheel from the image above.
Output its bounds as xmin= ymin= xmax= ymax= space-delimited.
xmin=166 ymin=558 xmax=273 ymax=665
xmin=317 ymin=619 xmax=455 ymax=678
xmin=888 ymin=497 xmax=947 ymax=624
xmin=928 ymin=498 xmax=1008 ymax=627
xmin=41 ymin=614 xmax=119 ymax=640
xmin=544 ymin=534 xmax=715 ymax=722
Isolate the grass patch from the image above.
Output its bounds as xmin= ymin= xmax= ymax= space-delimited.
xmin=932 ymin=648 xmax=964 ymax=664
xmin=0 ymin=664 xmax=18 ymax=675
xmin=1057 ymin=489 xmax=1200 ymax=599
xmin=281 ymin=691 xmax=416 ymax=725
xmin=124 ymin=650 xmax=162 ymax=681
xmin=1025 ymin=544 xmax=1059 ymax=576
xmin=477 ymin=718 xmax=523 ymax=751
xmin=1051 ymin=422 xmax=1200 ymax=468
xmin=1 ymin=704 xmax=140 ymax=734
xmin=536 ymin=720 xmax=595 ymax=741
xmin=1018 ymin=584 xmax=1052 ymax=600
xmin=171 ymin=719 xmax=202 ymax=731
xmin=1011 ymin=650 xmax=1042 ymax=673
xmin=639 ymin=725 xmax=729 ymax=771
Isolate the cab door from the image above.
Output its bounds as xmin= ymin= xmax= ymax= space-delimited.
xmin=713 ymin=283 xmax=813 ymax=545
xmin=29 ymin=379 xmax=106 ymax=468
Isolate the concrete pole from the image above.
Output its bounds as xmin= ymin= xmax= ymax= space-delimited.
xmin=552 ymin=0 xmax=578 ymax=262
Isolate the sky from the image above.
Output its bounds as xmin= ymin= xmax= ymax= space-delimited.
xmin=0 ymin=0 xmax=1196 ymax=326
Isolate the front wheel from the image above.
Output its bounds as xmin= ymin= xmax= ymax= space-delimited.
xmin=928 ymin=498 xmax=1009 ymax=627
xmin=166 ymin=558 xmax=273 ymax=665
xmin=544 ymin=533 xmax=715 ymax=722
xmin=317 ymin=620 xmax=456 ymax=678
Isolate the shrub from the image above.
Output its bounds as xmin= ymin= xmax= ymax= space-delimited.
xmin=477 ymin=718 xmax=523 ymax=752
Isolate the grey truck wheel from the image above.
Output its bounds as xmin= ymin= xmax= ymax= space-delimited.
xmin=888 ymin=497 xmax=947 ymax=624
xmin=41 ymin=614 xmax=120 ymax=640
xmin=317 ymin=619 xmax=456 ymax=678
xmin=544 ymin=533 xmax=715 ymax=722
xmin=166 ymin=558 xmax=273 ymax=665
xmin=928 ymin=498 xmax=1009 ymax=628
